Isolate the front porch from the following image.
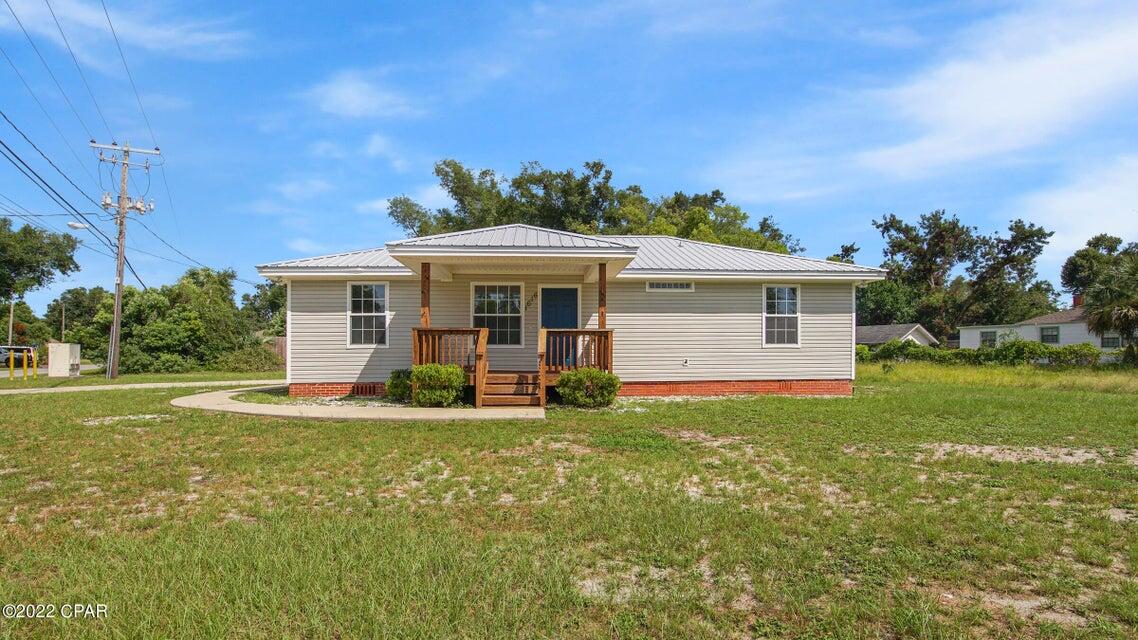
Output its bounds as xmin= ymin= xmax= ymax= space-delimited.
xmin=410 ymin=257 xmax=614 ymax=407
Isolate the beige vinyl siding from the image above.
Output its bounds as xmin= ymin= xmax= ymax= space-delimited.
xmin=288 ymin=277 xmax=854 ymax=383
xmin=606 ymin=281 xmax=855 ymax=381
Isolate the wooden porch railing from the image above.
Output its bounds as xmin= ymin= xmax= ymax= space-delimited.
xmin=411 ymin=327 xmax=489 ymax=407
xmin=539 ymin=328 xmax=614 ymax=393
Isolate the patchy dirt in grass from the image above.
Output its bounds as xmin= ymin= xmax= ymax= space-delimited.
xmin=81 ymin=414 xmax=171 ymax=426
xmin=1105 ymin=508 xmax=1135 ymax=523
xmin=574 ymin=555 xmax=757 ymax=612
xmin=919 ymin=443 xmax=1107 ymax=465
xmin=981 ymin=592 xmax=1088 ymax=627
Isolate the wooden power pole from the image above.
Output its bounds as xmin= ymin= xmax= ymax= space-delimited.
xmin=90 ymin=141 xmax=158 ymax=378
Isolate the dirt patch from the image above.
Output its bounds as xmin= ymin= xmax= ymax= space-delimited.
xmin=1105 ymin=508 xmax=1135 ymax=523
xmin=81 ymin=414 xmax=172 ymax=427
xmin=920 ymin=443 xmax=1106 ymax=465
xmin=982 ymin=593 xmax=1087 ymax=627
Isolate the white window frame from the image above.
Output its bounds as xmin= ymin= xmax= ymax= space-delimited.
xmin=345 ymin=281 xmax=390 ymax=349
xmin=762 ymin=284 xmax=801 ymax=348
xmin=470 ymin=282 xmax=525 ymax=349
xmin=646 ymin=281 xmax=694 ymax=292
xmin=1040 ymin=325 xmax=1060 ymax=345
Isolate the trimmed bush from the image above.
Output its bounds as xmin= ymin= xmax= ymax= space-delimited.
xmin=411 ymin=364 xmax=466 ymax=407
xmin=556 ymin=368 xmax=622 ymax=408
xmin=385 ymin=369 xmax=412 ymax=403
xmin=855 ymin=344 xmax=871 ymax=363
xmin=211 ymin=345 xmax=284 ymax=372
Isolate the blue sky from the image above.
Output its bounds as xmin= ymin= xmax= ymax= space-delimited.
xmin=3 ymin=0 xmax=1137 ymax=313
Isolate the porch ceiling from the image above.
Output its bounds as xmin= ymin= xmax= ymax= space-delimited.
xmin=391 ymin=254 xmax=632 ymax=281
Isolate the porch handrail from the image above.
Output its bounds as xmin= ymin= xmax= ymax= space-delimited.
xmin=541 ymin=328 xmax=614 ymax=376
xmin=537 ymin=329 xmax=547 ymax=407
xmin=411 ymin=327 xmax=490 ymax=407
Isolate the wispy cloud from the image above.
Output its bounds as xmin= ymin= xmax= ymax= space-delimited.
xmin=364 ymin=134 xmax=409 ymax=171
xmin=1017 ymin=155 xmax=1138 ymax=266
xmin=274 ymin=178 xmax=332 ymax=201
xmin=0 ymin=0 xmax=250 ymax=65
xmin=527 ymin=0 xmax=778 ymax=39
xmin=355 ymin=184 xmax=452 ymax=215
xmin=858 ymin=1 xmax=1138 ymax=176
xmin=305 ymin=70 xmax=421 ymax=119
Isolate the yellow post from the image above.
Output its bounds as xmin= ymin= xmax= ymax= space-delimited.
xmin=31 ymin=349 xmax=37 ymax=380
xmin=22 ymin=349 xmax=27 ymax=381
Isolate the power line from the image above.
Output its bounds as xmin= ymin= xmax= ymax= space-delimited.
xmin=133 ymin=217 xmax=261 ymax=286
xmin=0 ymin=44 xmax=100 ymax=189
xmin=42 ymin=0 xmax=115 ymax=140
xmin=0 ymin=108 xmax=104 ymax=211
xmin=2 ymin=0 xmax=94 ymax=140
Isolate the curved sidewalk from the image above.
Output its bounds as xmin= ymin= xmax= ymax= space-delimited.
xmin=170 ymin=386 xmax=546 ymax=421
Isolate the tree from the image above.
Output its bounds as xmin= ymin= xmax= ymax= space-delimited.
xmin=0 ymin=217 xmax=79 ymax=303
xmin=386 ymin=159 xmax=802 ymax=253
xmin=856 ymin=279 xmax=919 ymax=325
xmin=827 ymin=243 xmax=859 ymax=264
xmin=44 ymin=287 xmax=109 ymax=341
xmin=1084 ymin=254 xmax=1138 ymax=361
xmin=869 ymin=211 xmax=1056 ymax=338
xmin=241 ymin=281 xmax=286 ymax=336
xmin=0 ymin=301 xmax=50 ymax=346
xmin=1060 ymin=234 xmax=1138 ymax=295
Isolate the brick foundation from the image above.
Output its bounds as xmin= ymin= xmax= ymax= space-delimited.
xmin=288 ymin=382 xmax=386 ymax=397
xmin=617 ymin=379 xmax=853 ymax=397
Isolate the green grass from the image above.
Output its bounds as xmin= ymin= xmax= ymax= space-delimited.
xmin=0 ymin=370 xmax=284 ymax=390
xmin=1 ymin=365 xmax=1136 ymax=638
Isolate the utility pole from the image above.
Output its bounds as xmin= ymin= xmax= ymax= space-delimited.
xmin=90 ymin=141 xmax=158 ymax=378
xmin=60 ymin=300 xmax=65 ymax=342
xmin=6 ymin=298 xmax=13 ymax=345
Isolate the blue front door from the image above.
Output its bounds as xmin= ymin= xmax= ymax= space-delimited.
xmin=542 ymin=288 xmax=578 ymax=368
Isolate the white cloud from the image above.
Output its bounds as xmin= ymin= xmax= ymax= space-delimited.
xmin=853 ymin=25 xmax=923 ymax=48
xmin=286 ymin=238 xmax=330 ymax=254
xmin=364 ymin=134 xmax=409 ymax=171
xmin=527 ymin=0 xmax=776 ymax=38
xmin=306 ymin=71 xmax=420 ymax=119
xmin=1017 ymin=155 xmax=1138 ymax=267
xmin=274 ymin=178 xmax=332 ymax=201
xmin=0 ymin=0 xmax=249 ymax=65
xmin=355 ymin=198 xmax=389 ymax=214
xmin=859 ymin=1 xmax=1138 ymax=176
xmin=309 ymin=140 xmax=347 ymax=159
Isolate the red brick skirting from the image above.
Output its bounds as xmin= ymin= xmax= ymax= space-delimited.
xmin=289 ymin=382 xmax=386 ymax=397
xmin=617 ymin=379 xmax=853 ymax=397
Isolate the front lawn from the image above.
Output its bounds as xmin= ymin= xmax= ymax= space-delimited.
xmin=0 ymin=365 xmax=1135 ymax=638
xmin=0 ymin=370 xmax=284 ymax=390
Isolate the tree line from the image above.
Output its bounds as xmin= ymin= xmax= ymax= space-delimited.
xmin=4 ymin=158 xmax=1136 ymax=367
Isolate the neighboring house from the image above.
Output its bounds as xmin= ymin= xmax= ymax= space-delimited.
xmin=958 ymin=302 xmax=1123 ymax=350
xmin=856 ymin=323 xmax=939 ymax=347
xmin=256 ymin=224 xmax=885 ymax=405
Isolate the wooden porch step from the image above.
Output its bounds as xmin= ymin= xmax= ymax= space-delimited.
xmin=484 ymin=383 xmax=539 ymax=395
xmin=482 ymin=394 xmax=541 ymax=407
xmin=486 ymin=371 xmax=539 ymax=384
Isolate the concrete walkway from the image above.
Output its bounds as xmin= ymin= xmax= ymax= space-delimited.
xmin=170 ymin=386 xmax=546 ymax=421
xmin=0 ymin=379 xmax=283 ymax=396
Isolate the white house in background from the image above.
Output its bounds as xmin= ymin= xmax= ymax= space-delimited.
xmin=958 ymin=302 xmax=1123 ymax=351
xmin=856 ymin=323 xmax=939 ymax=347
xmin=257 ymin=224 xmax=886 ymax=405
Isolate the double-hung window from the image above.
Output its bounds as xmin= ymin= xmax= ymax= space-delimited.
xmin=1040 ymin=326 xmax=1060 ymax=345
xmin=764 ymin=285 xmax=799 ymax=346
xmin=1102 ymin=334 xmax=1121 ymax=349
xmin=473 ymin=284 xmax=522 ymax=346
xmin=348 ymin=283 xmax=388 ymax=346
xmin=979 ymin=330 xmax=997 ymax=348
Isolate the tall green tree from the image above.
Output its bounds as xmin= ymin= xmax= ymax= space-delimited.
xmin=241 ymin=281 xmax=286 ymax=336
xmin=0 ymin=217 xmax=79 ymax=303
xmin=1060 ymin=234 xmax=1137 ymax=295
xmin=386 ymin=159 xmax=802 ymax=253
xmin=1084 ymin=254 xmax=1138 ymax=361
xmin=870 ymin=211 xmax=1056 ymax=338
xmin=44 ymin=286 xmax=109 ymax=342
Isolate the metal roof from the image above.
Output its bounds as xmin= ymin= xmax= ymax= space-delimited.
xmin=257 ymin=224 xmax=885 ymax=277
xmin=617 ymin=236 xmax=883 ymax=274
xmin=257 ymin=247 xmax=407 ymax=270
xmin=387 ymin=224 xmax=633 ymax=249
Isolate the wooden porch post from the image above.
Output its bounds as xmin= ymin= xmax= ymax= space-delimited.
xmin=597 ymin=263 xmax=607 ymax=329
xmin=420 ymin=262 xmax=431 ymax=328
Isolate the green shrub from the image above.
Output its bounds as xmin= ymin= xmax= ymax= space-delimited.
xmin=855 ymin=344 xmax=871 ymax=363
xmin=411 ymin=364 xmax=466 ymax=407
xmin=556 ymin=368 xmax=622 ymax=408
xmin=993 ymin=339 xmax=1054 ymax=366
xmin=1050 ymin=343 xmax=1101 ymax=367
xmin=872 ymin=339 xmax=952 ymax=364
xmin=211 ymin=346 xmax=284 ymax=372
xmin=118 ymin=343 xmax=154 ymax=374
xmin=871 ymin=339 xmax=911 ymax=361
xmin=152 ymin=353 xmax=194 ymax=373
xmin=385 ymin=369 xmax=412 ymax=403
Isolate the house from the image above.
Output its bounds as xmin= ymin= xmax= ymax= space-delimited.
xmin=958 ymin=299 xmax=1123 ymax=350
xmin=256 ymin=224 xmax=886 ymax=405
xmin=856 ymin=323 xmax=938 ymax=347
